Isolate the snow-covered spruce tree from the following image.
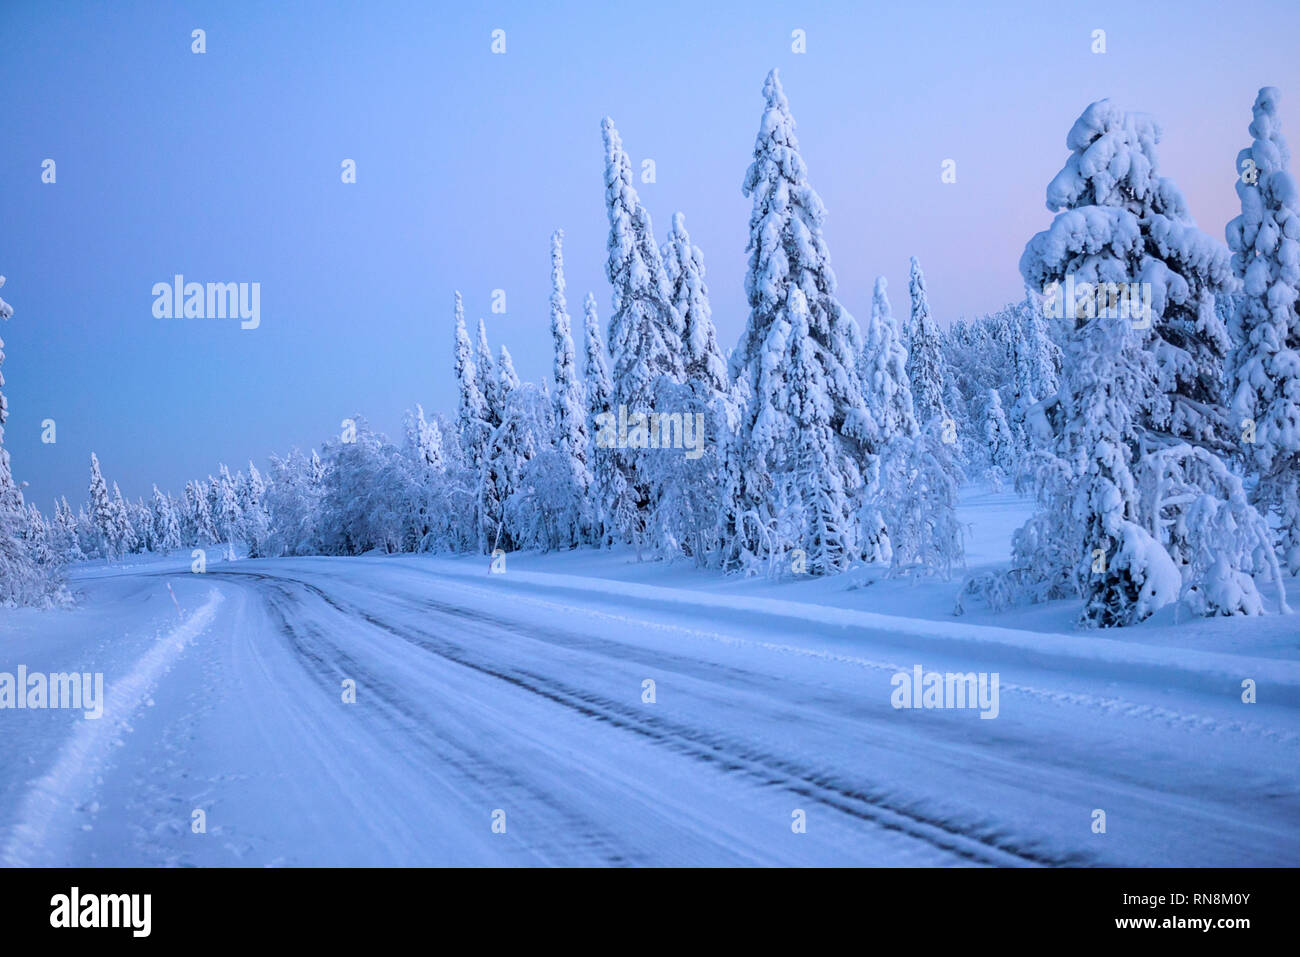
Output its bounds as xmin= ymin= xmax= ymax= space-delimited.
xmin=214 ymin=465 xmax=241 ymax=558
xmin=582 ymin=291 xmax=627 ymax=546
xmin=483 ymin=384 xmax=547 ymax=552
xmin=662 ymin=212 xmax=729 ymax=396
xmin=476 ymin=319 xmax=504 ymax=429
xmin=23 ymin=504 xmax=58 ymax=572
xmin=905 ymin=256 xmax=950 ymax=429
xmin=498 ymin=346 xmax=521 ymax=395
xmin=87 ymin=452 xmax=117 ymax=560
xmin=873 ymin=417 xmax=965 ymax=579
xmin=983 ymin=100 xmax=1243 ymax=626
xmin=0 ymin=277 xmax=61 ymax=605
xmin=474 ymin=335 xmax=524 ymax=553
xmin=1226 ymin=87 xmax=1300 ymax=574
xmin=601 ymin=117 xmax=685 ymax=546
xmin=454 ymin=295 xmax=492 ymax=481
xmin=546 ymin=229 xmax=592 ymax=548
xmin=725 ymin=69 xmax=874 ymax=574
xmin=54 ymin=497 xmax=86 ymax=563
xmin=983 ymin=389 xmax=1015 ymax=489
xmin=1022 ymin=289 xmax=1179 ymax=626
xmin=177 ymin=481 xmax=196 ymax=545
xmin=862 ymin=276 xmax=919 ymax=444
xmin=151 ymin=485 xmax=182 ymax=552
xmin=110 ymin=482 xmax=138 ymax=556
xmin=942 ymin=307 xmax=1027 ymax=462
xmin=184 ymin=479 xmax=216 ymax=546
xmin=636 ymin=372 xmax=728 ymax=564
xmin=778 ymin=287 xmax=859 ymax=573
xmin=403 ymin=403 xmax=445 ymax=471
xmin=1046 ymin=100 xmax=1236 ymax=453
xmin=853 ymin=275 xmax=922 ymax=565
xmin=1010 ymin=293 xmax=1061 ymax=450
xmin=131 ymin=497 xmax=155 ymax=553
xmin=639 ymin=213 xmax=733 ymax=564
xmin=74 ymin=505 xmax=97 ymax=559
xmin=238 ymin=461 xmax=271 ymax=557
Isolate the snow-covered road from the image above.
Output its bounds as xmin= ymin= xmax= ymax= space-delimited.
xmin=2 ymin=555 xmax=1298 ymax=866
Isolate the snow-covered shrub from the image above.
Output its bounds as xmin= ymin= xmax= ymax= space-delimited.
xmin=1136 ymin=444 xmax=1289 ymax=616
xmin=874 ymin=418 xmax=965 ymax=580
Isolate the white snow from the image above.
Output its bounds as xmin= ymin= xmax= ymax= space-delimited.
xmin=2 ymin=486 xmax=1295 ymax=867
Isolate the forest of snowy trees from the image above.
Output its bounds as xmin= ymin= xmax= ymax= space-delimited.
xmin=3 ymin=73 xmax=1298 ymax=630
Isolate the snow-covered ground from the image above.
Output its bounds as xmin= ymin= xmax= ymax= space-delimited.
xmin=1 ymin=487 xmax=1297 ymax=866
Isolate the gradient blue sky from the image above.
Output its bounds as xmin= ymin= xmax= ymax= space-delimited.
xmin=3 ymin=0 xmax=1299 ymax=507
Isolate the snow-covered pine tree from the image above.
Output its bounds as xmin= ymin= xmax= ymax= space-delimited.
xmin=983 ymin=389 xmax=1014 ymax=488
xmin=476 ymin=319 xmax=503 ymax=428
xmin=905 ymin=256 xmax=950 ymax=429
xmin=854 ymin=275 xmax=924 ymax=564
xmin=151 ymin=484 xmax=182 ymax=552
xmin=643 ymin=214 xmax=733 ymax=565
xmin=602 ymin=117 xmax=684 ymax=412
xmin=1048 ymin=100 xmax=1236 ymax=453
xmin=110 ymin=481 xmax=138 ymax=556
xmin=214 ymin=465 xmax=241 ymax=558
xmin=661 ymin=212 xmax=728 ymax=396
xmin=454 ymin=295 xmax=492 ymax=477
xmin=862 ymin=275 xmax=919 ymax=443
xmin=725 ymin=69 xmax=873 ymax=573
xmin=183 ymin=479 xmax=214 ymax=546
xmin=498 ymin=346 xmax=521 ymax=396
xmin=23 ymin=504 xmax=57 ymax=571
xmin=1017 ymin=294 xmax=1179 ymax=626
xmin=74 ymin=505 xmax=97 ymax=559
xmin=1010 ymin=292 xmax=1061 ymax=451
xmin=779 ymin=286 xmax=857 ymax=573
xmin=547 ymin=229 xmax=593 ymax=547
xmin=1225 ymin=86 xmax=1300 ymax=574
xmin=131 ymin=497 xmax=155 ymax=552
xmin=873 ymin=418 xmax=966 ymax=579
xmin=404 ymin=403 xmax=445 ymax=471
xmin=54 ymin=496 xmax=86 ymax=563
xmin=0 ymin=275 xmax=58 ymax=604
xmin=601 ymin=117 xmax=685 ymax=544
xmin=87 ymin=453 xmax=118 ymax=560
xmin=482 ymin=384 xmax=547 ymax=553
xmin=238 ymin=461 xmax=271 ymax=557
xmin=582 ymin=292 xmax=627 ymax=546
xmin=1005 ymin=99 xmax=1234 ymax=626
xmin=470 ymin=337 xmax=526 ymax=552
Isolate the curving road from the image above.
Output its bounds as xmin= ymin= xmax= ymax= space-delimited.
xmin=3 ymin=555 xmax=1298 ymax=866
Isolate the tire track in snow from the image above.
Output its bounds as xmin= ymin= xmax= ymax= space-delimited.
xmin=230 ymin=572 xmax=655 ymax=866
xmin=405 ymin=572 xmax=1300 ymax=747
xmin=218 ymin=569 xmax=1077 ymax=866
xmin=0 ymin=587 xmax=223 ymax=867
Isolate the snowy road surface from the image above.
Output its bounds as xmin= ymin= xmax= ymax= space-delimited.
xmin=2 ymin=554 xmax=1298 ymax=866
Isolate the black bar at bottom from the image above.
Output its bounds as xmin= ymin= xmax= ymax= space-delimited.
xmin=0 ymin=866 xmax=1285 ymax=943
